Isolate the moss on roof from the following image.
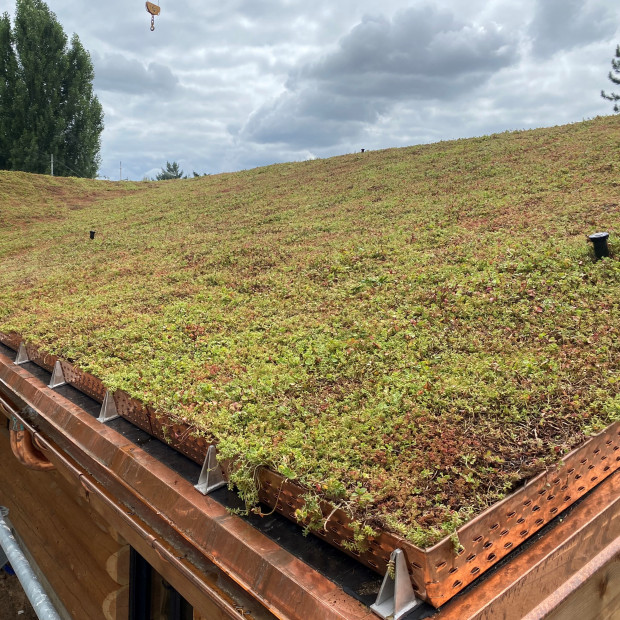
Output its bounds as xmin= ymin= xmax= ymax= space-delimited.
xmin=1 ymin=117 xmax=619 ymax=545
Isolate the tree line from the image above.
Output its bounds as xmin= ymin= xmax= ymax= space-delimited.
xmin=153 ymin=161 xmax=208 ymax=180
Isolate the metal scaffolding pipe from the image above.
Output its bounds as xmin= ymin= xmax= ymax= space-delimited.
xmin=0 ymin=507 xmax=62 ymax=620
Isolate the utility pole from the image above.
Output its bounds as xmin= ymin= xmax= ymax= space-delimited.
xmin=120 ymin=161 xmax=122 ymax=181
xmin=50 ymin=154 xmax=54 ymax=177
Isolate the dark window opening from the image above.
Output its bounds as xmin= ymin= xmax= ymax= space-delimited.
xmin=129 ymin=548 xmax=193 ymax=620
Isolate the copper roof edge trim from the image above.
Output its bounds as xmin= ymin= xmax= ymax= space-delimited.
xmin=1 ymin=332 xmax=619 ymax=608
xmin=0 ymin=352 xmax=374 ymax=620
xmin=521 ymin=533 xmax=620 ymax=620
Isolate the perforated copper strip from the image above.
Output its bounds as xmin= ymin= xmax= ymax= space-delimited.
xmin=0 ymin=331 xmax=21 ymax=350
xmin=23 ymin=343 xmax=58 ymax=371
xmin=113 ymin=389 xmax=153 ymax=434
xmin=422 ymin=422 xmax=620 ymax=605
xmin=149 ymin=414 xmax=213 ymax=463
xmin=1 ymin=332 xmax=618 ymax=608
xmin=58 ymin=360 xmax=107 ymax=403
xmin=0 ymin=334 xmax=107 ymax=402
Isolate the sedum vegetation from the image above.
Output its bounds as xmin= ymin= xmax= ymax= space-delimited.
xmin=0 ymin=117 xmax=619 ymax=546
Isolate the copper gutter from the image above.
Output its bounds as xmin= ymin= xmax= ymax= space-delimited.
xmin=0 ymin=395 xmax=55 ymax=472
xmin=0 ymin=349 xmax=375 ymax=620
xmin=3 ymin=334 xmax=618 ymax=608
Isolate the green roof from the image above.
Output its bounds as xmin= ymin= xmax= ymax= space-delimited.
xmin=1 ymin=116 xmax=619 ymax=545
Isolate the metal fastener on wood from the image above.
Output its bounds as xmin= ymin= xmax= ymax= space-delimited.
xmin=194 ymin=445 xmax=227 ymax=495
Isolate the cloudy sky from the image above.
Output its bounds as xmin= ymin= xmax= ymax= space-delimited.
xmin=6 ymin=0 xmax=620 ymax=180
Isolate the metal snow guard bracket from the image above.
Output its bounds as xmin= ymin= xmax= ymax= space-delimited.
xmin=194 ymin=445 xmax=227 ymax=495
xmin=14 ymin=344 xmax=30 ymax=365
xmin=48 ymin=361 xmax=67 ymax=389
xmin=371 ymin=549 xmax=421 ymax=620
xmin=97 ymin=391 xmax=119 ymax=423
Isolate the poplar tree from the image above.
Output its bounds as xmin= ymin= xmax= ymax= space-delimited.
xmin=0 ymin=13 xmax=18 ymax=170
xmin=0 ymin=0 xmax=103 ymax=177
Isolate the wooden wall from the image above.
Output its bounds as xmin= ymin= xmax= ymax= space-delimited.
xmin=0 ymin=425 xmax=129 ymax=619
xmin=544 ymin=552 xmax=620 ymax=620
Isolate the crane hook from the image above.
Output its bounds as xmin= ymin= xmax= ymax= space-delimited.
xmin=145 ymin=2 xmax=160 ymax=31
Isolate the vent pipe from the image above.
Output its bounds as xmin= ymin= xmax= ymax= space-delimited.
xmin=588 ymin=232 xmax=610 ymax=260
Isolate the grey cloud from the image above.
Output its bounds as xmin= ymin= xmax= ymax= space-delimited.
xmin=241 ymin=88 xmax=381 ymax=147
xmin=241 ymin=5 xmax=519 ymax=148
xmin=93 ymin=53 xmax=179 ymax=94
xmin=529 ymin=0 xmax=616 ymax=58
xmin=165 ymin=0 xmax=328 ymax=49
xmin=295 ymin=7 xmax=517 ymax=96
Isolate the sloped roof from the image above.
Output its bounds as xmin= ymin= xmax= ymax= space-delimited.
xmin=0 ymin=117 xmax=619 ymax=545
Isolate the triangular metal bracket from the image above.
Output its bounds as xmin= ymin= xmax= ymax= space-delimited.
xmin=371 ymin=549 xmax=421 ymax=620
xmin=14 ymin=343 xmax=30 ymax=365
xmin=97 ymin=391 xmax=119 ymax=423
xmin=48 ymin=361 xmax=67 ymax=388
xmin=194 ymin=445 xmax=227 ymax=495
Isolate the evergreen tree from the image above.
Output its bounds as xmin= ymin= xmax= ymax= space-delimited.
xmin=601 ymin=44 xmax=620 ymax=113
xmin=0 ymin=0 xmax=103 ymax=177
xmin=156 ymin=161 xmax=185 ymax=180
xmin=0 ymin=13 xmax=18 ymax=170
xmin=60 ymin=35 xmax=103 ymax=178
